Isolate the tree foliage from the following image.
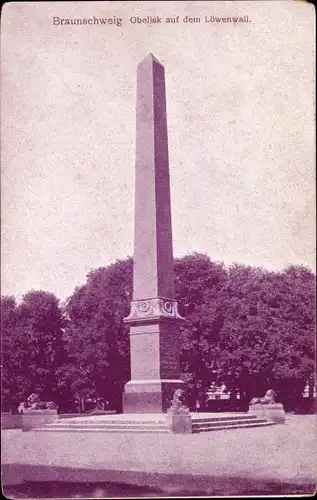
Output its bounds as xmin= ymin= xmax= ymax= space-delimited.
xmin=175 ymin=258 xmax=316 ymax=408
xmin=1 ymin=291 xmax=66 ymax=410
xmin=174 ymin=253 xmax=228 ymax=407
xmin=57 ymin=258 xmax=133 ymax=411
xmin=1 ymin=254 xmax=315 ymax=412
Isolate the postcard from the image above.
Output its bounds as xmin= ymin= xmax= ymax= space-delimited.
xmin=1 ymin=1 xmax=316 ymax=498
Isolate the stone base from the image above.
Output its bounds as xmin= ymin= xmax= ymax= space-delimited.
xmin=166 ymin=410 xmax=192 ymax=434
xmin=1 ymin=413 xmax=22 ymax=429
xmin=30 ymin=411 xmax=276 ymax=435
xmin=248 ymin=403 xmax=286 ymax=424
xmin=22 ymin=410 xmax=59 ymax=431
xmin=123 ymin=380 xmax=185 ymax=413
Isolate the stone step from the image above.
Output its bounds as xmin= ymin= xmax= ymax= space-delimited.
xmin=53 ymin=414 xmax=255 ymax=427
xmin=33 ymin=425 xmax=169 ymax=433
xmin=54 ymin=419 xmax=166 ymax=425
xmin=191 ymin=414 xmax=255 ymax=424
xmin=192 ymin=417 xmax=268 ymax=428
xmin=36 ymin=423 xmax=168 ymax=430
xmin=32 ymin=415 xmax=275 ymax=434
xmin=34 ymin=419 xmax=275 ymax=434
xmin=40 ymin=417 xmax=261 ymax=431
xmin=192 ymin=421 xmax=276 ymax=433
xmin=30 ymin=411 xmax=277 ymax=434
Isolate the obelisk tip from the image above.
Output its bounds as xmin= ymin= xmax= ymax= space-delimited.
xmin=139 ymin=53 xmax=162 ymax=66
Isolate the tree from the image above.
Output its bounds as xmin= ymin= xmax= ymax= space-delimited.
xmin=174 ymin=258 xmax=315 ymax=410
xmin=1 ymin=296 xmax=22 ymax=410
xmin=212 ymin=264 xmax=316 ymax=407
xmin=1 ymin=291 xmax=66 ymax=411
xmin=59 ymin=257 xmax=133 ymax=411
xmin=174 ymin=253 xmax=228 ymax=408
xmin=265 ymin=266 xmax=316 ymax=407
xmin=2 ymin=255 xmax=315 ymax=414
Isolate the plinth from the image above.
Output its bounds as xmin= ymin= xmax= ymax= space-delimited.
xmin=123 ymin=298 xmax=185 ymax=413
xmin=248 ymin=403 xmax=286 ymax=424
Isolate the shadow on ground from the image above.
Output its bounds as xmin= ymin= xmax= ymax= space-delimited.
xmin=2 ymin=464 xmax=316 ymax=498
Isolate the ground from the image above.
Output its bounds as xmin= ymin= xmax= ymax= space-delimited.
xmin=1 ymin=414 xmax=316 ymax=497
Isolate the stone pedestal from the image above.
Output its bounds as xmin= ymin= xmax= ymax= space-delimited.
xmin=22 ymin=410 xmax=59 ymax=431
xmin=123 ymin=299 xmax=185 ymax=413
xmin=248 ymin=403 xmax=286 ymax=424
xmin=123 ymin=381 xmax=185 ymax=414
xmin=1 ymin=413 xmax=22 ymax=429
xmin=166 ymin=409 xmax=192 ymax=434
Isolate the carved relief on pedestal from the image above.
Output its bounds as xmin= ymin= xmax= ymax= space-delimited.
xmin=124 ymin=297 xmax=184 ymax=323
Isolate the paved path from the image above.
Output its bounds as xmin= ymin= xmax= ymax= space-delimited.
xmin=54 ymin=412 xmax=244 ymax=422
xmin=2 ymin=414 xmax=316 ymax=494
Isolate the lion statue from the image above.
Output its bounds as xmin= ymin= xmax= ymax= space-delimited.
xmin=168 ymin=388 xmax=189 ymax=414
xmin=18 ymin=393 xmax=57 ymax=413
xmin=250 ymin=389 xmax=277 ymax=405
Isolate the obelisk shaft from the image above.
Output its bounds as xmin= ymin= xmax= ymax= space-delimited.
xmin=133 ymin=54 xmax=174 ymax=300
xmin=123 ymin=55 xmax=184 ymax=414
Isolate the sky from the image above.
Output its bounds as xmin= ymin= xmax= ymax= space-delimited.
xmin=1 ymin=1 xmax=315 ymax=301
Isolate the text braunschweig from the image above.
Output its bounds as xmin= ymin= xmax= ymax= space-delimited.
xmin=52 ymin=17 xmax=123 ymax=26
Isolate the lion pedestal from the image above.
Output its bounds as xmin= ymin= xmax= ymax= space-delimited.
xmin=248 ymin=403 xmax=285 ymax=424
xmin=166 ymin=407 xmax=192 ymax=433
xmin=166 ymin=389 xmax=192 ymax=434
xmin=22 ymin=409 xmax=59 ymax=431
xmin=19 ymin=393 xmax=59 ymax=431
xmin=248 ymin=390 xmax=285 ymax=424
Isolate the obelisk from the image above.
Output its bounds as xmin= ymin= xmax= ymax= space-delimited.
xmin=123 ymin=54 xmax=185 ymax=413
